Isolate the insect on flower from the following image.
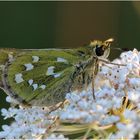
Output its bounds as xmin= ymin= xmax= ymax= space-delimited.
xmin=0 ymin=38 xmax=114 ymax=107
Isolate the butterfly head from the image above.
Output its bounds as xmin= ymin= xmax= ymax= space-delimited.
xmin=90 ymin=38 xmax=114 ymax=58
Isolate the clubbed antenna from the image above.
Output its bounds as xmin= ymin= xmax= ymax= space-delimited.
xmin=112 ymin=47 xmax=130 ymax=52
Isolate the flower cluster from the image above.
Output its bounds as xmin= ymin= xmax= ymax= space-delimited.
xmin=0 ymin=49 xmax=140 ymax=139
xmin=0 ymin=105 xmax=53 ymax=139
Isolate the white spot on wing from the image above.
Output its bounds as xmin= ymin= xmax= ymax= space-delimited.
xmin=46 ymin=66 xmax=55 ymax=76
xmin=32 ymin=56 xmax=39 ymax=62
xmin=15 ymin=73 xmax=24 ymax=83
xmin=40 ymin=85 xmax=46 ymax=90
xmin=32 ymin=84 xmax=38 ymax=91
xmin=57 ymin=57 xmax=68 ymax=63
xmin=54 ymin=73 xmax=61 ymax=78
xmin=24 ymin=63 xmax=34 ymax=71
xmin=28 ymin=79 xmax=33 ymax=85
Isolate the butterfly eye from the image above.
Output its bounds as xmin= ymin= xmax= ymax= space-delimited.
xmin=95 ymin=45 xmax=104 ymax=56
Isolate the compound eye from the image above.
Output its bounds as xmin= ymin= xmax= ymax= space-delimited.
xmin=95 ymin=45 xmax=104 ymax=56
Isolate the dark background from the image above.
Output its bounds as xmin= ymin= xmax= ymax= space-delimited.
xmin=0 ymin=1 xmax=140 ymax=128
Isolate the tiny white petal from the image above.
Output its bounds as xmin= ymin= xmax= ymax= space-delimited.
xmin=32 ymin=56 xmax=39 ymax=62
xmin=24 ymin=63 xmax=34 ymax=71
xmin=15 ymin=73 xmax=24 ymax=83
xmin=2 ymin=125 xmax=11 ymax=131
xmin=32 ymin=84 xmax=38 ymax=91
xmin=57 ymin=57 xmax=68 ymax=63
xmin=28 ymin=79 xmax=33 ymax=86
xmin=6 ymin=96 xmax=19 ymax=104
xmin=1 ymin=108 xmax=8 ymax=116
xmin=0 ymin=131 xmax=9 ymax=139
xmin=46 ymin=66 xmax=55 ymax=76
xmin=58 ymin=134 xmax=65 ymax=139
xmin=40 ymin=85 xmax=46 ymax=90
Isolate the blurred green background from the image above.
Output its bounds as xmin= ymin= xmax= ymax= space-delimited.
xmin=0 ymin=1 xmax=140 ymax=129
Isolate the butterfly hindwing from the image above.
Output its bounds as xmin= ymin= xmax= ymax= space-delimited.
xmin=4 ymin=49 xmax=87 ymax=106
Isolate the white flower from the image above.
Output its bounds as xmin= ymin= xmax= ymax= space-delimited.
xmin=101 ymin=115 xmax=120 ymax=125
xmin=1 ymin=49 xmax=140 ymax=139
xmin=47 ymin=134 xmax=69 ymax=140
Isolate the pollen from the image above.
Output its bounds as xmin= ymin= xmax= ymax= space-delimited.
xmin=32 ymin=56 xmax=39 ymax=62
xmin=46 ymin=66 xmax=55 ymax=76
xmin=15 ymin=73 xmax=24 ymax=84
xmin=24 ymin=63 xmax=34 ymax=71
xmin=57 ymin=57 xmax=68 ymax=63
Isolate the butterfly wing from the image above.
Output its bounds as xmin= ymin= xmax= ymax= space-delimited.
xmin=1 ymin=48 xmax=89 ymax=106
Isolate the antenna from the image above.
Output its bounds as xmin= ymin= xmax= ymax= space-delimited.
xmin=111 ymin=47 xmax=130 ymax=52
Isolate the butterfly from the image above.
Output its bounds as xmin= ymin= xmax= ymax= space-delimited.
xmin=0 ymin=38 xmax=113 ymax=107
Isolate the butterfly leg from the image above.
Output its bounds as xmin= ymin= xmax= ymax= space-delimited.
xmin=48 ymin=100 xmax=67 ymax=113
xmin=91 ymin=74 xmax=96 ymax=100
xmin=92 ymin=57 xmax=99 ymax=100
